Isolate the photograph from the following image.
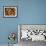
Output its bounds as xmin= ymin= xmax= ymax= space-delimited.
xmin=4 ymin=6 xmax=17 ymax=17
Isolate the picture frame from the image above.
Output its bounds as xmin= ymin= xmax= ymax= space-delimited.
xmin=3 ymin=6 xmax=17 ymax=18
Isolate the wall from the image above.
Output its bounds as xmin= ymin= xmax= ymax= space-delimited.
xmin=19 ymin=0 xmax=46 ymax=24
xmin=0 ymin=0 xmax=18 ymax=44
xmin=0 ymin=0 xmax=46 ymax=45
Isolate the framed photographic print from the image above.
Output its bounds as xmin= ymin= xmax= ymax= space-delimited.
xmin=3 ymin=6 xmax=17 ymax=17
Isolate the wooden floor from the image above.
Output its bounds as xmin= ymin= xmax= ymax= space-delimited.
xmin=19 ymin=39 xmax=46 ymax=46
xmin=0 ymin=40 xmax=46 ymax=46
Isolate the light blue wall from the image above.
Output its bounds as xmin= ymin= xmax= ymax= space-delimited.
xmin=0 ymin=0 xmax=46 ymax=44
xmin=0 ymin=0 xmax=18 ymax=44
xmin=19 ymin=0 xmax=46 ymax=24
